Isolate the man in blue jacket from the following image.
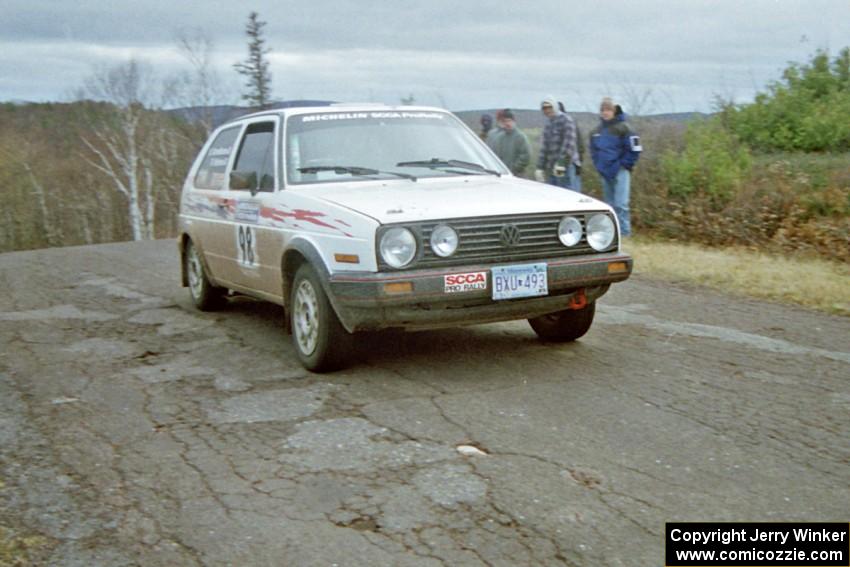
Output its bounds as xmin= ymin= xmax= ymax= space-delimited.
xmin=590 ymin=97 xmax=641 ymax=236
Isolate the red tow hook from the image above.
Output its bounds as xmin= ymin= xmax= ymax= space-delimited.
xmin=568 ymin=288 xmax=587 ymax=310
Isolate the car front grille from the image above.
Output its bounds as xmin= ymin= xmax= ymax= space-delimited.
xmin=378 ymin=211 xmax=618 ymax=269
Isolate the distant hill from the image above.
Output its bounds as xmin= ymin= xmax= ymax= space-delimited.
xmin=454 ymin=109 xmax=708 ymax=132
xmin=645 ymin=112 xmax=709 ymax=122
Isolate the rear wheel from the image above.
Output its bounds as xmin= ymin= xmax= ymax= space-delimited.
xmin=185 ymin=240 xmax=225 ymax=311
xmin=290 ymin=263 xmax=352 ymax=372
xmin=528 ymin=302 xmax=596 ymax=342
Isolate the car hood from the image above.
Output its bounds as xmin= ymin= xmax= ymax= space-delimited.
xmin=293 ymin=176 xmax=610 ymax=224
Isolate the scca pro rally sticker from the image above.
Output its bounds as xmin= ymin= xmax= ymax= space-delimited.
xmin=444 ymin=271 xmax=487 ymax=293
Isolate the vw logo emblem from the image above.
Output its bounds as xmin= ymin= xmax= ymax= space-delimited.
xmin=500 ymin=224 xmax=521 ymax=247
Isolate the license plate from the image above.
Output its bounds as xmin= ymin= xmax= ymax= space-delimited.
xmin=492 ymin=263 xmax=548 ymax=300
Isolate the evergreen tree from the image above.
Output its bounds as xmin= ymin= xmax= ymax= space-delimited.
xmin=234 ymin=12 xmax=273 ymax=109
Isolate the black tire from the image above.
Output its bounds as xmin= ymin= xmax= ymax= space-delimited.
xmin=184 ymin=239 xmax=225 ymax=311
xmin=528 ymin=302 xmax=596 ymax=342
xmin=290 ymin=263 xmax=353 ymax=372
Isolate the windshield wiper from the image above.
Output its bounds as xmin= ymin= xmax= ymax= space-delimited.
xmin=297 ymin=165 xmax=416 ymax=181
xmin=395 ymin=158 xmax=501 ymax=177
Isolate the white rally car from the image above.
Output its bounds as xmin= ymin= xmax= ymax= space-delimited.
xmin=178 ymin=104 xmax=632 ymax=371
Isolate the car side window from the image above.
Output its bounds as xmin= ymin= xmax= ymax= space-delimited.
xmin=194 ymin=127 xmax=240 ymax=190
xmin=231 ymin=122 xmax=276 ymax=191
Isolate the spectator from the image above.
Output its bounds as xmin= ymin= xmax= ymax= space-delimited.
xmin=486 ymin=109 xmax=506 ymax=142
xmin=589 ymin=97 xmax=642 ymax=237
xmin=558 ymin=101 xmax=582 ymax=191
xmin=534 ymin=96 xmax=581 ymax=192
xmin=486 ymin=109 xmax=531 ymax=177
xmin=479 ymin=113 xmax=493 ymax=141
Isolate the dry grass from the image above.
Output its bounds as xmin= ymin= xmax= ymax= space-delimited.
xmin=0 ymin=526 xmax=52 ymax=566
xmin=626 ymin=237 xmax=850 ymax=315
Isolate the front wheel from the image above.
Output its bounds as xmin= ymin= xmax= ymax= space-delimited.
xmin=290 ymin=263 xmax=353 ymax=372
xmin=185 ymin=240 xmax=225 ymax=311
xmin=528 ymin=302 xmax=596 ymax=342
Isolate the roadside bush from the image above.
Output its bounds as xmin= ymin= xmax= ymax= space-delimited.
xmin=660 ymin=119 xmax=751 ymax=207
xmin=640 ymin=153 xmax=850 ymax=263
xmin=723 ymin=48 xmax=850 ymax=152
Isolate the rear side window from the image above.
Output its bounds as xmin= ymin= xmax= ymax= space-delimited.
xmin=231 ymin=122 xmax=276 ymax=191
xmin=194 ymin=127 xmax=240 ymax=190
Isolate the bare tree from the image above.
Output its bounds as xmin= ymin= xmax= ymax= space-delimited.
xmin=78 ymin=60 xmax=166 ymax=240
xmin=234 ymin=12 xmax=273 ymax=109
xmin=659 ymin=90 xmax=677 ymax=114
xmin=20 ymin=161 xmax=55 ymax=245
xmin=600 ymin=78 xmax=658 ymax=117
xmin=432 ymin=91 xmax=448 ymax=109
xmin=174 ymin=27 xmax=224 ymax=137
xmin=619 ymin=82 xmax=657 ymax=117
xmin=143 ymin=112 xmax=197 ymax=235
xmin=0 ymin=141 xmax=61 ymax=247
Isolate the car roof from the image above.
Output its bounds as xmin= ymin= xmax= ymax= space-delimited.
xmin=221 ymin=104 xmax=451 ymax=126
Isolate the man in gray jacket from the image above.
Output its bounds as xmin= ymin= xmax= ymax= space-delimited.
xmin=486 ymin=109 xmax=531 ymax=177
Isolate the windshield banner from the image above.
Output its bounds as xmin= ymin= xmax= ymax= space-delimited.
xmin=300 ymin=112 xmax=445 ymax=123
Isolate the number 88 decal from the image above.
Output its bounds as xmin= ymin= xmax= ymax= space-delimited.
xmin=236 ymin=224 xmax=258 ymax=267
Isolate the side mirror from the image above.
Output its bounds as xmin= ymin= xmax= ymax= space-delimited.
xmin=229 ymin=170 xmax=258 ymax=191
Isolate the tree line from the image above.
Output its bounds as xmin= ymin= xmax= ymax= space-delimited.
xmin=1 ymin=13 xmax=273 ymax=253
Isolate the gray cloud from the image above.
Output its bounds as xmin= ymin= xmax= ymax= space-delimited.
xmin=1 ymin=0 xmax=848 ymax=111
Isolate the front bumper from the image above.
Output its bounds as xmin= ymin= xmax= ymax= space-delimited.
xmin=328 ymin=252 xmax=632 ymax=332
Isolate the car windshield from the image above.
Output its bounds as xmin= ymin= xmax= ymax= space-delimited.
xmin=285 ymin=110 xmax=508 ymax=185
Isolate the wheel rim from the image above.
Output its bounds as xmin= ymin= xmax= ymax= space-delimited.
xmin=187 ymin=245 xmax=204 ymax=299
xmin=293 ymin=279 xmax=320 ymax=355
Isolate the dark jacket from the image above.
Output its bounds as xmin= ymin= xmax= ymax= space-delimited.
xmin=589 ymin=112 xmax=641 ymax=181
xmin=487 ymin=127 xmax=531 ymax=176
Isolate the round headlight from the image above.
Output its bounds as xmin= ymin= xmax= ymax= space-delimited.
xmin=430 ymin=225 xmax=458 ymax=257
xmin=586 ymin=213 xmax=615 ymax=251
xmin=380 ymin=227 xmax=417 ymax=268
xmin=558 ymin=216 xmax=582 ymax=247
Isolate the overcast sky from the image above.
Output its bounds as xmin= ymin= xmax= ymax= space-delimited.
xmin=2 ymin=0 xmax=849 ymax=113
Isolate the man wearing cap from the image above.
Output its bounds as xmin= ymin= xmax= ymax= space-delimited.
xmin=589 ymin=97 xmax=642 ymax=237
xmin=488 ymin=108 xmax=506 ymax=142
xmin=534 ymin=96 xmax=581 ymax=192
xmin=487 ymin=109 xmax=531 ymax=177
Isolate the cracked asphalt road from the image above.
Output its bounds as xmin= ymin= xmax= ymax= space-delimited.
xmin=1 ymin=240 xmax=848 ymax=566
